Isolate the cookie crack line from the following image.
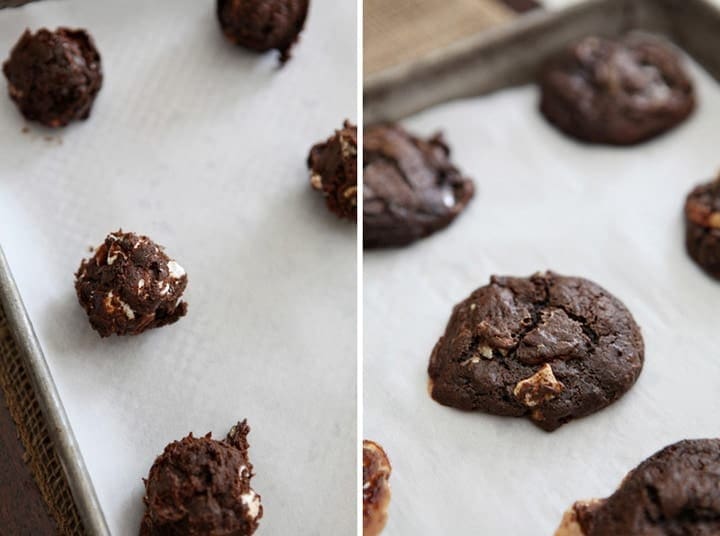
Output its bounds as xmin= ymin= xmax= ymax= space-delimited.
xmin=429 ymin=273 xmax=644 ymax=431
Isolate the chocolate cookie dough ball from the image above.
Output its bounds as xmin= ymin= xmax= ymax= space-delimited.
xmin=364 ymin=124 xmax=474 ymax=248
xmin=428 ymin=272 xmax=644 ymax=431
xmin=685 ymin=174 xmax=720 ymax=280
xmin=2 ymin=28 xmax=102 ymax=128
xmin=308 ymin=121 xmax=357 ymax=220
xmin=555 ymin=439 xmax=720 ymax=535
xmin=539 ymin=34 xmax=694 ymax=145
xmin=75 ymin=231 xmax=188 ymax=337
xmin=363 ymin=440 xmax=391 ymax=536
xmin=217 ymin=0 xmax=309 ymax=63
xmin=141 ymin=421 xmax=262 ymax=536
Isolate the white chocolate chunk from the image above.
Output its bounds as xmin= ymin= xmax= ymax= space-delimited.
xmin=167 ymin=260 xmax=185 ymax=279
xmin=241 ymin=490 xmax=261 ymax=520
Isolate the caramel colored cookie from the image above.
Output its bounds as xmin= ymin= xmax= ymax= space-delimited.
xmin=75 ymin=231 xmax=188 ymax=337
xmin=217 ymin=0 xmax=309 ymax=63
xmin=685 ymin=174 xmax=720 ymax=280
xmin=555 ymin=439 xmax=720 ymax=535
xmin=364 ymin=124 xmax=474 ymax=248
xmin=308 ymin=121 xmax=357 ymax=220
xmin=540 ymin=35 xmax=694 ymax=145
xmin=3 ymin=28 xmax=102 ymax=127
xmin=428 ymin=272 xmax=644 ymax=431
xmin=363 ymin=440 xmax=391 ymax=536
xmin=141 ymin=421 xmax=262 ymax=536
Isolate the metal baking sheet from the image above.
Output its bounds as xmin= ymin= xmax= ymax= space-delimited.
xmin=0 ymin=0 xmax=357 ymax=534
xmin=364 ymin=0 xmax=720 ymax=534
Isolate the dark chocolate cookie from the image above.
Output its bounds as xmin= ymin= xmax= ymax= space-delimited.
xmin=140 ymin=421 xmax=262 ymax=536
xmin=217 ymin=0 xmax=309 ymax=63
xmin=428 ymin=272 xmax=644 ymax=431
xmin=308 ymin=121 xmax=357 ymax=220
xmin=75 ymin=231 xmax=188 ymax=337
xmin=555 ymin=439 xmax=720 ymax=536
xmin=363 ymin=124 xmax=474 ymax=249
xmin=539 ymin=35 xmax=694 ymax=145
xmin=2 ymin=28 xmax=102 ymax=128
xmin=685 ymin=175 xmax=720 ymax=280
xmin=363 ymin=440 xmax=391 ymax=536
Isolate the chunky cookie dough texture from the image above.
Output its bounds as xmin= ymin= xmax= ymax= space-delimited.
xmin=141 ymin=421 xmax=262 ymax=536
xmin=554 ymin=439 xmax=720 ymax=536
xmin=2 ymin=27 xmax=102 ymax=127
xmin=75 ymin=231 xmax=188 ymax=337
xmin=685 ymin=174 xmax=720 ymax=280
xmin=363 ymin=440 xmax=391 ymax=536
xmin=308 ymin=120 xmax=358 ymax=221
xmin=428 ymin=272 xmax=644 ymax=431
xmin=217 ymin=0 xmax=309 ymax=63
xmin=364 ymin=123 xmax=474 ymax=249
xmin=539 ymin=34 xmax=694 ymax=145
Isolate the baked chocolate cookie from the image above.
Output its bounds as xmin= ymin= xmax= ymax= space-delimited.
xmin=2 ymin=28 xmax=102 ymax=128
xmin=363 ymin=440 xmax=391 ymax=536
xmin=217 ymin=0 xmax=309 ymax=63
xmin=539 ymin=35 xmax=694 ymax=145
xmin=308 ymin=121 xmax=357 ymax=220
xmin=364 ymin=124 xmax=474 ymax=248
xmin=685 ymin=175 xmax=720 ymax=280
xmin=141 ymin=421 xmax=262 ymax=536
xmin=75 ymin=231 xmax=188 ymax=337
xmin=555 ymin=439 xmax=720 ymax=536
xmin=428 ymin=272 xmax=644 ymax=431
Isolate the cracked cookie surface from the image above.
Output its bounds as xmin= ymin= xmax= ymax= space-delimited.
xmin=428 ymin=272 xmax=644 ymax=431
xmin=539 ymin=34 xmax=694 ymax=145
xmin=363 ymin=123 xmax=474 ymax=249
xmin=555 ymin=439 xmax=720 ymax=536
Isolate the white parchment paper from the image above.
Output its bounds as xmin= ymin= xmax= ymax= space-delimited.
xmin=0 ymin=0 xmax=357 ymax=534
xmin=364 ymin=59 xmax=720 ymax=534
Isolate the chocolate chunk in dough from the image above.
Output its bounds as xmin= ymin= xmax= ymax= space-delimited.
xmin=217 ymin=0 xmax=309 ymax=63
xmin=3 ymin=28 xmax=102 ymax=127
xmin=141 ymin=421 xmax=262 ymax=536
xmin=75 ymin=230 xmax=188 ymax=337
xmin=308 ymin=120 xmax=357 ymax=220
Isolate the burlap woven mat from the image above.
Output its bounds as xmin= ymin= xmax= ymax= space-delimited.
xmin=364 ymin=0 xmax=524 ymax=77
xmin=0 ymin=305 xmax=86 ymax=535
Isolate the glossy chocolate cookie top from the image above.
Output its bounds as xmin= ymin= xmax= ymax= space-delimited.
xmin=75 ymin=231 xmax=188 ymax=337
xmin=308 ymin=120 xmax=357 ymax=220
xmin=3 ymin=28 xmax=102 ymax=127
xmin=363 ymin=124 xmax=474 ymax=248
xmin=685 ymin=175 xmax=720 ymax=280
xmin=141 ymin=421 xmax=262 ymax=536
xmin=556 ymin=439 xmax=720 ymax=536
xmin=428 ymin=272 xmax=644 ymax=431
xmin=539 ymin=34 xmax=694 ymax=145
xmin=217 ymin=0 xmax=309 ymax=63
